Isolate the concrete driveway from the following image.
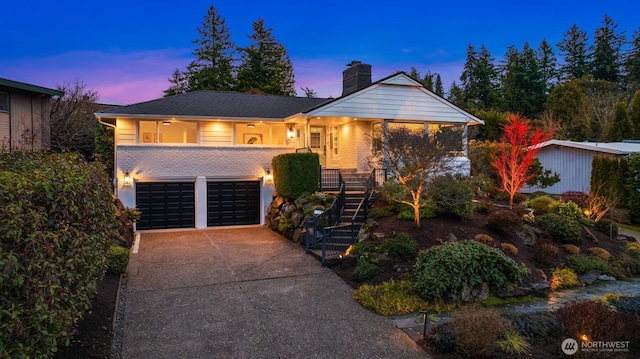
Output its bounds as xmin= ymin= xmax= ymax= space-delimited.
xmin=120 ymin=226 xmax=426 ymax=359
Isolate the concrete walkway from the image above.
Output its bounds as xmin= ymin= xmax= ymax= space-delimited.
xmin=119 ymin=227 xmax=426 ymax=359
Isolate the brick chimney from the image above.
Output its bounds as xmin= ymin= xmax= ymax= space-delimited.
xmin=342 ymin=61 xmax=372 ymax=96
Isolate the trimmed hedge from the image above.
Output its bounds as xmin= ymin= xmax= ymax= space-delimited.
xmin=537 ymin=213 xmax=582 ymax=244
xmin=414 ymin=240 xmax=526 ymax=301
xmin=0 ymin=152 xmax=116 ymax=358
xmin=107 ymin=245 xmax=130 ymax=274
xmin=272 ymin=153 xmax=319 ymax=199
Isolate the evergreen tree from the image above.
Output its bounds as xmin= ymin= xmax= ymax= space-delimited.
xmin=500 ymin=43 xmax=546 ymax=118
xmin=609 ymin=101 xmax=633 ymax=141
xmin=408 ymin=67 xmax=421 ymax=82
xmin=625 ymin=27 xmax=640 ymax=86
xmin=537 ymin=38 xmax=558 ymax=94
xmin=236 ymin=19 xmax=296 ymax=96
xmin=630 ymin=90 xmax=640 ymax=138
xmin=557 ymin=24 xmax=591 ymax=80
xmin=447 ymin=81 xmax=464 ymax=106
xmin=545 ymin=81 xmax=589 ymax=140
xmin=592 ymin=15 xmax=626 ymax=84
xmin=460 ymin=44 xmax=499 ymax=109
xmin=434 ymin=75 xmax=444 ymax=97
xmin=164 ymin=5 xmax=236 ymax=96
xmin=422 ymin=72 xmax=435 ymax=92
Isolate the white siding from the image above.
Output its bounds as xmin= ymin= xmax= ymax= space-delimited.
xmin=117 ymin=118 xmax=137 ymax=145
xmin=307 ymin=85 xmax=472 ymax=123
xmin=201 ymin=121 xmax=233 ymax=145
xmin=524 ymin=146 xmax=615 ymax=195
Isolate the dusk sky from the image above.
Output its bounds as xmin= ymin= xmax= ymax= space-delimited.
xmin=3 ymin=1 xmax=640 ymax=104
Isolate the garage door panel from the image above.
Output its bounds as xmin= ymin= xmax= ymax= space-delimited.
xmin=136 ymin=182 xmax=195 ymax=230
xmin=207 ymin=181 xmax=260 ymax=226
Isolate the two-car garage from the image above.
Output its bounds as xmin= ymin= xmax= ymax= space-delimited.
xmin=135 ymin=180 xmax=261 ymax=230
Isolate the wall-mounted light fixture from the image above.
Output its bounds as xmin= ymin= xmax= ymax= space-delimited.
xmin=162 ymin=121 xmax=171 ymax=126
xmin=287 ymin=125 xmax=295 ymax=139
xmin=265 ymin=168 xmax=273 ymax=182
xmin=123 ymin=171 xmax=133 ymax=186
xmin=247 ymin=124 xmax=255 ymax=128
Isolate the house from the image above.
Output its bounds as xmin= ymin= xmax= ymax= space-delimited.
xmin=95 ymin=62 xmax=484 ymax=230
xmin=523 ymin=139 xmax=640 ymax=195
xmin=0 ymin=78 xmax=64 ymax=151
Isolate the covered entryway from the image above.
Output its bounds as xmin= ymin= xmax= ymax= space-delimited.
xmin=207 ymin=181 xmax=261 ymax=226
xmin=136 ymin=182 xmax=195 ymax=230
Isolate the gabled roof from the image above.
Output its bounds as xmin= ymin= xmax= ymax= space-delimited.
xmin=536 ymin=139 xmax=640 ymax=155
xmin=0 ymin=78 xmax=64 ymax=96
xmin=97 ymin=91 xmax=331 ymax=119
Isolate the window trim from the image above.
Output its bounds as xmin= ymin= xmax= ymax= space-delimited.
xmin=0 ymin=92 xmax=9 ymax=112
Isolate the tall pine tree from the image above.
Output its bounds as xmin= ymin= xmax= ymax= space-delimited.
xmin=558 ymin=24 xmax=591 ymax=80
xmin=434 ymin=75 xmax=444 ymax=97
xmin=630 ymin=90 xmax=640 ymax=139
xmin=608 ymin=101 xmax=633 ymax=141
xmin=592 ymin=15 xmax=626 ymax=84
xmin=625 ymin=27 xmax=640 ymax=87
xmin=460 ymin=44 xmax=499 ymax=110
xmin=236 ymin=19 xmax=296 ymax=96
xmin=500 ymin=43 xmax=546 ymax=117
xmin=164 ymin=5 xmax=236 ymax=96
xmin=537 ymin=38 xmax=558 ymax=94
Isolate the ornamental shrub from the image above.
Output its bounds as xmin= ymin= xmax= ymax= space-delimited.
xmin=537 ymin=213 xmax=582 ymax=244
xmin=272 ymin=152 xmax=320 ymax=199
xmin=550 ymin=268 xmax=580 ymax=290
xmin=501 ymin=243 xmax=518 ymax=256
xmin=379 ymin=232 xmax=418 ymax=260
xmin=533 ymin=239 xmax=558 ymax=265
xmin=588 ymin=247 xmax=611 ymax=261
xmin=526 ymin=195 xmax=557 ymax=214
xmin=107 ymin=245 xmax=130 ymax=274
xmin=352 ymin=280 xmax=428 ymax=316
xmin=0 ymin=152 xmax=116 ymax=358
xmin=594 ymin=218 xmax=618 ymax=237
xmin=566 ymin=254 xmax=611 ymax=274
xmin=429 ymin=174 xmax=475 ymax=217
xmin=486 ymin=210 xmax=522 ymax=233
xmin=474 ymin=233 xmax=494 ymax=245
xmin=554 ymin=200 xmax=583 ymax=221
xmin=353 ymin=259 xmax=379 ymax=282
xmin=560 ymin=191 xmax=588 ymax=208
xmin=414 ymin=240 xmax=526 ymax=301
xmin=557 ymin=300 xmax=626 ymax=343
xmin=397 ymin=202 xmax=436 ymax=220
xmin=562 ymin=244 xmax=581 ymax=255
xmin=449 ymin=305 xmax=512 ymax=358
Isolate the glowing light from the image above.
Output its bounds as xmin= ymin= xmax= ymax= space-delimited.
xmin=580 ymin=334 xmax=590 ymax=342
xmin=123 ymin=171 xmax=132 ymax=186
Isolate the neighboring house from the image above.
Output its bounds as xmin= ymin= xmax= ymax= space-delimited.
xmin=523 ymin=139 xmax=640 ymax=195
xmin=0 ymin=78 xmax=64 ymax=151
xmin=95 ymin=62 xmax=484 ymax=230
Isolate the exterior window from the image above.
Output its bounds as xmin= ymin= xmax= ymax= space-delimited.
xmin=0 ymin=92 xmax=8 ymax=112
xmin=139 ymin=120 xmax=197 ymax=144
xmin=310 ymin=132 xmax=321 ymax=149
xmin=235 ymin=123 xmax=287 ymax=145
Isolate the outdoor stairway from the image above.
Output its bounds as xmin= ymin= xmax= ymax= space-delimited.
xmin=307 ymin=170 xmax=371 ymax=263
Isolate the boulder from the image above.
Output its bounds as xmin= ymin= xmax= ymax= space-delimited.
xmin=598 ymin=274 xmax=616 ymax=281
xmin=530 ymin=281 xmax=550 ymax=297
xmin=578 ymin=270 xmax=601 ymax=285
xmin=447 ymin=282 xmax=490 ymax=302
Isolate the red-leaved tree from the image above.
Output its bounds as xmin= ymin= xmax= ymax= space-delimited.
xmin=491 ymin=114 xmax=555 ymax=208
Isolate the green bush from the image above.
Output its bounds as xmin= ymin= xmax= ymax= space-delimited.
xmin=272 ymin=153 xmax=319 ymax=199
xmin=367 ymin=206 xmax=394 ymax=219
xmin=107 ymin=245 xmax=130 ymax=274
xmin=550 ymin=268 xmax=581 ymax=290
xmin=594 ymin=218 xmax=619 ymax=237
xmin=397 ymin=202 xmax=436 ymax=220
xmin=566 ymin=254 xmax=611 ymax=274
xmin=529 ymin=191 xmax=550 ymax=199
xmin=429 ymin=175 xmax=475 ymax=217
xmin=0 ymin=152 xmax=116 ymax=358
xmin=554 ymin=200 xmax=583 ymax=221
xmin=486 ymin=210 xmax=522 ymax=233
xmin=379 ymin=232 xmax=418 ymax=260
xmin=626 ymin=154 xmax=640 ymax=223
xmin=537 ymin=213 xmax=582 ymax=244
xmin=353 ymin=260 xmax=379 ymax=282
xmin=526 ymin=195 xmax=557 ymax=214
xmin=352 ymin=280 xmax=428 ymax=316
xmin=414 ymin=240 xmax=526 ymax=301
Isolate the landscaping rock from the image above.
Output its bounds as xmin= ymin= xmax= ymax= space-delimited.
xmin=447 ymin=282 xmax=490 ymax=302
xmin=494 ymin=285 xmax=532 ymax=298
xmin=578 ymin=270 xmax=601 ymax=285
xmin=598 ymin=274 xmax=616 ymax=281
xmin=530 ymin=281 xmax=550 ymax=297
xmin=447 ymin=233 xmax=457 ymax=242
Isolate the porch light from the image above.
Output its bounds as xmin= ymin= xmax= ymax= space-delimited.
xmin=265 ymin=168 xmax=273 ymax=182
xmin=247 ymin=124 xmax=255 ymax=128
xmin=123 ymin=171 xmax=133 ymax=186
xmin=287 ymin=125 xmax=295 ymax=139
xmin=162 ymin=121 xmax=171 ymax=126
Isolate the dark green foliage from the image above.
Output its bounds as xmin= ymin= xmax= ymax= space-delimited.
xmin=414 ymin=241 xmax=526 ymax=301
xmin=379 ymin=232 xmax=418 ymax=260
xmin=593 ymin=218 xmax=618 ymax=237
xmin=353 ymin=260 xmax=379 ymax=282
xmin=367 ymin=206 xmax=394 ymax=219
xmin=553 ymin=200 xmax=583 ymax=221
xmin=530 ymin=190 xmax=550 ymax=199
xmin=504 ymin=311 xmax=558 ymax=340
xmin=609 ymin=101 xmax=633 ymax=141
xmin=526 ymin=195 xmax=557 ymax=214
xmin=566 ymin=254 xmax=611 ymax=274
xmin=429 ymin=175 xmax=475 ymax=217
xmin=272 ymin=153 xmax=319 ymax=199
xmin=426 ymin=323 xmax=455 ymax=353
xmin=397 ymin=202 xmax=436 ymax=221
xmin=591 ymin=156 xmax=626 ymax=206
xmin=537 ymin=213 xmax=582 ymax=244
xmin=608 ymin=296 xmax=640 ymax=314
xmin=626 ymin=154 xmax=640 ymax=224
xmin=526 ymin=158 xmax=560 ymax=189
xmin=0 ymin=152 xmax=116 ymax=358
xmin=486 ymin=210 xmax=523 ymax=233
xmin=107 ymin=245 xmax=130 ymax=274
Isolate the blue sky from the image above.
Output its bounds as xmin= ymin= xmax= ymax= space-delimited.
xmin=3 ymin=0 xmax=639 ymax=104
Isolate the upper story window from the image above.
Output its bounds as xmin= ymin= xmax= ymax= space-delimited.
xmin=235 ymin=123 xmax=287 ymax=145
xmin=139 ymin=120 xmax=197 ymax=144
xmin=0 ymin=92 xmax=8 ymax=112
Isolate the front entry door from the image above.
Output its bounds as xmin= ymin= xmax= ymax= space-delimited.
xmin=309 ymin=126 xmax=326 ymax=167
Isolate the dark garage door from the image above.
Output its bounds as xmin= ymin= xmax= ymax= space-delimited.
xmin=207 ymin=181 xmax=260 ymax=226
xmin=136 ymin=182 xmax=195 ymax=230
